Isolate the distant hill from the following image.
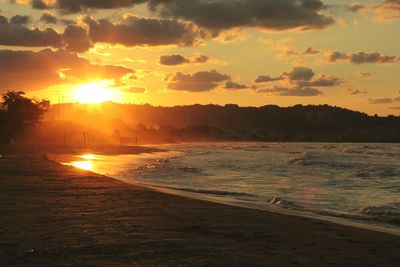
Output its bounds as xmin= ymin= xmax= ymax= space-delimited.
xmin=41 ymin=103 xmax=400 ymax=144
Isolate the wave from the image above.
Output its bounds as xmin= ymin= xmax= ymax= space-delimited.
xmin=267 ymin=197 xmax=298 ymax=209
xmin=160 ymin=186 xmax=257 ymax=198
xmin=356 ymin=166 xmax=399 ymax=178
xmin=266 ymin=196 xmax=400 ymax=226
xmin=321 ymin=145 xmax=400 ymax=159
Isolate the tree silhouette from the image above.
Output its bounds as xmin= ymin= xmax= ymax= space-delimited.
xmin=0 ymin=91 xmax=47 ymax=147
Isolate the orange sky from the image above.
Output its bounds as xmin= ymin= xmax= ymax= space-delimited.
xmin=0 ymin=0 xmax=399 ymax=115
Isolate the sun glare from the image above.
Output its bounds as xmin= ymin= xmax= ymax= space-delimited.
xmin=73 ymin=81 xmax=118 ymax=104
xmin=79 ymin=154 xmax=96 ymax=160
xmin=71 ymin=161 xmax=93 ymax=171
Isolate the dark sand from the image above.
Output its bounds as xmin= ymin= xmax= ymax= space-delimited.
xmin=0 ymin=156 xmax=399 ymax=267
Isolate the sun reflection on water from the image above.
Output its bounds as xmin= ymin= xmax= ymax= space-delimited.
xmin=79 ymin=154 xmax=96 ymax=160
xmin=70 ymin=154 xmax=97 ymax=171
xmin=71 ymin=161 xmax=93 ymax=171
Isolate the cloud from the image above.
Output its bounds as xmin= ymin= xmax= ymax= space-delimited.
xmin=368 ymin=91 xmax=400 ymax=104
xmin=32 ymin=0 xmax=49 ymax=10
xmin=84 ymin=15 xmax=202 ymax=47
xmin=389 ymin=106 xmax=400 ymax=110
xmin=40 ymin=13 xmax=58 ymax=24
xmin=9 ymin=15 xmax=31 ymax=25
xmin=257 ymin=67 xmax=342 ymax=86
xmin=326 ymin=51 xmax=398 ymax=64
xmin=224 ymin=81 xmax=248 ymax=90
xmin=159 ymin=54 xmax=209 ymax=66
xmin=256 ymin=66 xmax=342 ymax=97
xmin=62 ymin=25 xmax=92 ymax=53
xmin=0 ymin=14 xmax=93 ymax=52
xmin=284 ymin=67 xmax=315 ymax=81
xmin=159 ymin=55 xmax=190 ymax=66
xmin=350 ymin=52 xmax=397 ymax=64
xmin=254 ymin=75 xmax=282 ymax=83
xmin=31 ymin=0 xmax=334 ymax=33
xmin=1 ymin=14 xmax=202 ymax=51
xmin=167 ymin=70 xmax=231 ymax=92
xmin=303 ymin=47 xmax=320 ymax=55
xmin=348 ymin=1 xmax=400 ymax=21
xmin=155 ymin=0 xmax=334 ymax=33
xmin=258 ymin=86 xmax=322 ymax=96
xmin=326 ymin=51 xmax=349 ymax=62
xmin=297 ymin=75 xmax=343 ymax=87
xmin=368 ymin=98 xmax=399 ymax=104
xmin=279 ymin=46 xmax=320 ymax=58
xmin=0 ymin=49 xmax=134 ymax=91
xmin=0 ymin=15 xmax=63 ymax=48
xmin=348 ymin=89 xmax=367 ymax=95
xmin=192 ymin=55 xmax=209 ymax=63
xmin=32 ymin=0 xmax=147 ymax=13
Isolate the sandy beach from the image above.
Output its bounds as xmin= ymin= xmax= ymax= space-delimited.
xmin=0 ymin=155 xmax=399 ymax=267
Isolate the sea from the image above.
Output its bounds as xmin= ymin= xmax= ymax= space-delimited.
xmin=51 ymin=142 xmax=400 ymax=235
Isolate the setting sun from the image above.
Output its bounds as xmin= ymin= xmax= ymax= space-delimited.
xmin=72 ymin=81 xmax=119 ymax=104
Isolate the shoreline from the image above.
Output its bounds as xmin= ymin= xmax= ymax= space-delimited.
xmin=1 ymin=155 xmax=399 ymax=266
xmin=139 ymin=183 xmax=400 ymax=237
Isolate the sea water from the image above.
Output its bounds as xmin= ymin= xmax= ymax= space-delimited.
xmin=52 ymin=142 xmax=400 ymax=234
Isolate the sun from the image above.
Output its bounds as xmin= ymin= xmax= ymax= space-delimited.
xmin=72 ymin=81 xmax=119 ymax=104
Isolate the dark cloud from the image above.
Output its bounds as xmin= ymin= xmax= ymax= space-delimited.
xmin=62 ymin=25 xmax=92 ymax=53
xmin=192 ymin=55 xmax=209 ymax=63
xmin=3 ymin=13 xmax=200 ymax=52
xmin=254 ymin=75 xmax=282 ymax=83
xmin=0 ymin=49 xmax=134 ymax=91
xmin=348 ymin=89 xmax=367 ymax=95
xmin=42 ymin=0 xmax=149 ymax=13
xmin=224 ymin=81 xmax=248 ymax=90
xmin=0 ymin=15 xmax=63 ymax=48
xmin=32 ymin=0 xmax=50 ymax=10
xmin=256 ymin=67 xmax=342 ymax=97
xmin=257 ymin=67 xmax=341 ymax=87
xmin=167 ymin=70 xmax=231 ymax=92
xmin=155 ymin=0 xmax=334 ymax=33
xmin=9 ymin=15 xmax=31 ymax=25
xmin=369 ymin=98 xmax=398 ymax=104
xmin=84 ymin=15 xmax=201 ymax=47
xmin=284 ymin=67 xmax=315 ymax=81
xmin=0 ymin=15 xmax=93 ymax=52
xmin=159 ymin=54 xmax=190 ymax=66
xmin=303 ymin=47 xmax=320 ymax=55
xmin=326 ymin=51 xmax=349 ymax=62
xmin=298 ymin=76 xmax=343 ymax=87
xmin=350 ymin=52 xmax=397 ymax=64
xmin=326 ymin=51 xmax=398 ymax=64
xmin=258 ymin=86 xmax=322 ymax=96
xmin=40 ymin=13 xmax=58 ymax=24
xmin=159 ymin=54 xmax=210 ymax=66
xmin=30 ymin=0 xmax=334 ymax=33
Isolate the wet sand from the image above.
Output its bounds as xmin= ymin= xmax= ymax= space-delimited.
xmin=0 ymin=155 xmax=399 ymax=266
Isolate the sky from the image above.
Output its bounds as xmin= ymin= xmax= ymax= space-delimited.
xmin=0 ymin=0 xmax=399 ymax=115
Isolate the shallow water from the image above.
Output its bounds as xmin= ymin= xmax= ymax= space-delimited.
xmin=51 ymin=142 xmax=400 ymax=234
